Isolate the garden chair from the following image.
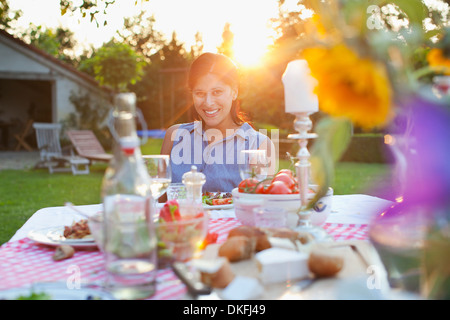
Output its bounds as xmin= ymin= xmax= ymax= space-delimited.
xmin=14 ymin=119 xmax=34 ymax=151
xmin=66 ymin=130 xmax=113 ymax=163
xmin=33 ymin=122 xmax=90 ymax=175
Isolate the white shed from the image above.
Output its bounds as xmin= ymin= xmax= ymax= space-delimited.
xmin=0 ymin=29 xmax=111 ymax=150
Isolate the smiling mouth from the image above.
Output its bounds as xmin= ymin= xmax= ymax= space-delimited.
xmin=204 ymin=109 xmax=220 ymax=116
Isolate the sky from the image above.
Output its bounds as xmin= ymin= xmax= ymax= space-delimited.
xmin=7 ymin=0 xmax=298 ymax=66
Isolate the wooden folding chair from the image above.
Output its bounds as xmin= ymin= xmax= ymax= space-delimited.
xmin=14 ymin=119 xmax=34 ymax=151
xmin=66 ymin=130 xmax=113 ymax=163
xmin=33 ymin=122 xmax=90 ymax=175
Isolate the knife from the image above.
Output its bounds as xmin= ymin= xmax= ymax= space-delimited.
xmin=171 ymin=262 xmax=212 ymax=298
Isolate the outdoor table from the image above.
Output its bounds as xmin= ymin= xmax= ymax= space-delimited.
xmin=1 ymin=194 xmax=393 ymax=300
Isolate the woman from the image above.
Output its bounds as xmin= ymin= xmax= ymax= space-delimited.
xmin=161 ymin=53 xmax=275 ymax=192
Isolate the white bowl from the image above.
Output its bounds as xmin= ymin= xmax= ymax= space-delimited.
xmin=232 ymin=186 xmax=333 ymax=228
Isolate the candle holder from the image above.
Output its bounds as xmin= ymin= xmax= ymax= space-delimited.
xmin=288 ymin=112 xmax=332 ymax=241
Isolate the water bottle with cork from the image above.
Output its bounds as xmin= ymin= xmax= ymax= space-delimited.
xmin=100 ymin=92 xmax=157 ymax=300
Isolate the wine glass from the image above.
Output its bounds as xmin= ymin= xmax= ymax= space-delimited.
xmin=239 ymin=149 xmax=269 ymax=181
xmin=142 ymin=155 xmax=171 ymax=200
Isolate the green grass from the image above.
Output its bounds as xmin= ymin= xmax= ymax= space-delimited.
xmin=0 ymin=138 xmax=393 ymax=245
xmin=278 ymin=159 xmax=392 ymax=197
xmin=333 ymin=162 xmax=392 ymax=196
xmin=141 ymin=138 xmax=163 ymax=155
xmin=0 ymin=165 xmax=106 ymax=245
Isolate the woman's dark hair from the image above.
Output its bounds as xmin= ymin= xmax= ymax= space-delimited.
xmin=188 ymin=53 xmax=249 ymax=126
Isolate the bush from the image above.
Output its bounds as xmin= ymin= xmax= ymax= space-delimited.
xmin=340 ymin=134 xmax=394 ymax=163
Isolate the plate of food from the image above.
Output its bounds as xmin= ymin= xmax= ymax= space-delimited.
xmin=0 ymin=283 xmax=115 ymax=300
xmin=202 ymin=192 xmax=233 ymax=210
xmin=27 ymin=219 xmax=97 ymax=248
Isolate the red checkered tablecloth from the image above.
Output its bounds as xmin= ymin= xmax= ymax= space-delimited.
xmin=0 ymin=218 xmax=368 ymax=299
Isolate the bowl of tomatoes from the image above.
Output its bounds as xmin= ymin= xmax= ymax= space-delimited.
xmin=232 ymin=169 xmax=333 ymax=228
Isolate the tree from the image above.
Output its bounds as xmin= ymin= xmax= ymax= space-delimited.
xmin=59 ymin=0 xmax=155 ymax=27
xmin=217 ymin=22 xmax=234 ymax=59
xmin=189 ymin=32 xmax=204 ymax=59
xmin=79 ymin=41 xmax=146 ymax=92
xmin=0 ymin=0 xmax=21 ymax=31
xmin=60 ymin=0 xmax=117 ymax=27
xmin=239 ymin=2 xmax=308 ymax=132
xmin=132 ymin=31 xmax=192 ymax=129
xmin=20 ymin=25 xmax=78 ymax=66
xmin=158 ymin=32 xmax=189 ymax=67
xmin=116 ymin=11 xmax=165 ymax=61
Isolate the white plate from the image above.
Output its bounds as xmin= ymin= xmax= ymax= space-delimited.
xmin=203 ymin=203 xmax=234 ymax=210
xmin=0 ymin=284 xmax=115 ymax=300
xmin=202 ymin=192 xmax=233 ymax=210
xmin=156 ymin=202 xmax=233 ymax=210
xmin=27 ymin=226 xmax=97 ymax=248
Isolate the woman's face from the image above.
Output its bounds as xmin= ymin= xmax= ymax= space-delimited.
xmin=192 ymin=73 xmax=237 ymax=131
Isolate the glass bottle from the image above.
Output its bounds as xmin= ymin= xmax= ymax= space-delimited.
xmin=101 ymin=92 xmax=157 ymax=300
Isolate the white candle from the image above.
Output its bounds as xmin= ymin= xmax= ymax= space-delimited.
xmin=282 ymin=59 xmax=319 ymax=114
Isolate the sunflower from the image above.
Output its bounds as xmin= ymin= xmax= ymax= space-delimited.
xmin=302 ymin=44 xmax=393 ymax=130
xmin=427 ymin=48 xmax=450 ymax=75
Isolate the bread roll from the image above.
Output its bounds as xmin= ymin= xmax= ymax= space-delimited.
xmin=261 ymin=227 xmax=313 ymax=245
xmin=199 ymin=259 xmax=235 ymax=289
xmin=227 ymin=226 xmax=271 ymax=251
xmin=218 ymin=236 xmax=255 ymax=262
xmin=52 ymin=245 xmax=75 ymax=261
xmin=308 ymin=246 xmax=344 ymax=277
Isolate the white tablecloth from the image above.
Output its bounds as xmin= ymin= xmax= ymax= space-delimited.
xmin=9 ymin=194 xmax=392 ymax=243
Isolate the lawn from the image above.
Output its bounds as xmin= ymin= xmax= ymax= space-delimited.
xmin=0 ymin=138 xmax=393 ymax=245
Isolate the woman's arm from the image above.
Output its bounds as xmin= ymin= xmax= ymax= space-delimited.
xmin=160 ymin=124 xmax=181 ymax=155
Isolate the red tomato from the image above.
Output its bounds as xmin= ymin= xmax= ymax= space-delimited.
xmin=276 ymin=169 xmax=295 ymax=178
xmin=266 ymin=181 xmax=293 ymax=194
xmin=272 ymin=173 xmax=296 ymax=189
xmin=255 ymin=182 xmax=269 ymax=194
xmin=212 ymin=198 xmax=233 ymax=205
xmin=238 ymin=178 xmax=259 ymax=193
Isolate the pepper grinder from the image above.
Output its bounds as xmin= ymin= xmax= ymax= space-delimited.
xmin=182 ymin=165 xmax=206 ymax=205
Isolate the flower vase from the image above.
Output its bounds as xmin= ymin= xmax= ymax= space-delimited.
xmin=369 ymin=202 xmax=430 ymax=294
xmin=421 ymin=208 xmax=450 ymax=300
xmin=370 ymin=96 xmax=450 ymax=298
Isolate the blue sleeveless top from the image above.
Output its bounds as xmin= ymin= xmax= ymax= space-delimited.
xmin=169 ymin=121 xmax=270 ymax=192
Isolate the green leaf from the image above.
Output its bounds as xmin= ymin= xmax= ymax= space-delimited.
xmin=306 ymin=117 xmax=352 ymax=209
xmin=314 ymin=116 xmax=352 ymax=162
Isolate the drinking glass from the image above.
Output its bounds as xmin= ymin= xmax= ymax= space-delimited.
xmin=253 ymin=206 xmax=287 ymax=228
xmin=166 ymin=183 xmax=187 ymax=201
xmin=239 ymin=149 xmax=269 ymax=181
xmin=142 ymin=155 xmax=171 ymax=200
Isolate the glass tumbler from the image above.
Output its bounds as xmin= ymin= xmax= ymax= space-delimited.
xmin=253 ymin=206 xmax=287 ymax=228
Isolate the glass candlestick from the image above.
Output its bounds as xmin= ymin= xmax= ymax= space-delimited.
xmin=288 ymin=112 xmax=332 ymax=241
